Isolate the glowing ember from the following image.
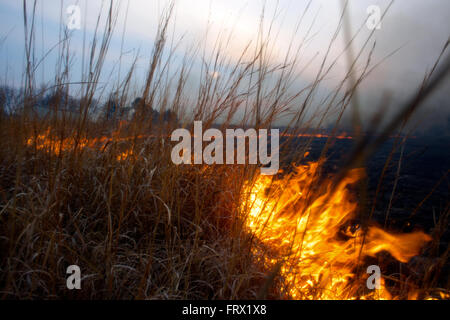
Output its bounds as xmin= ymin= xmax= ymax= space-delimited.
xmin=241 ymin=161 xmax=432 ymax=300
xmin=117 ymin=149 xmax=134 ymax=161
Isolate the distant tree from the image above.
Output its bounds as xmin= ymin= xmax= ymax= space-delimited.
xmin=0 ymin=86 xmax=22 ymax=115
xmin=101 ymin=93 xmax=134 ymax=122
xmin=162 ymin=109 xmax=178 ymax=123
xmin=131 ymin=97 xmax=159 ymax=122
xmin=0 ymin=87 xmax=5 ymax=118
xmin=103 ymin=97 xmax=118 ymax=121
xmin=40 ymin=89 xmax=81 ymax=113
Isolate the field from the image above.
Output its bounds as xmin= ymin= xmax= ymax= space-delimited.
xmin=0 ymin=1 xmax=449 ymax=300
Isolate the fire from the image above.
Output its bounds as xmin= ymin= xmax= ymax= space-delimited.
xmin=281 ymin=132 xmax=353 ymax=140
xmin=26 ymin=128 xmax=109 ymax=153
xmin=241 ymin=161 xmax=432 ymax=300
xmin=26 ymin=128 xmax=135 ymax=160
xmin=26 ymin=128 xmax=439 ymax=299
xmin=117 ymin=149 xmax=134 ymax=161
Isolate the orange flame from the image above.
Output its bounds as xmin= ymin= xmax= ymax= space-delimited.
xmin=26 ymin=128 xmax=136 ymax=161
xmin=241 ymin=161 xmax=432 ymax=299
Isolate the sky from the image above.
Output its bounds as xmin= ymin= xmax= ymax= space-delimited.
xmin=0 ymin=0 xmax=449 ymax=133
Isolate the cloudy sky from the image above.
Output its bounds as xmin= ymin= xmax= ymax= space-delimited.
xmin=0 ymin=0 xmax=449 ymax=131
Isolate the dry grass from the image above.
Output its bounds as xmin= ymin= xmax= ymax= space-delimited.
xmin=0 ymin=0 xmax=449 ymax=299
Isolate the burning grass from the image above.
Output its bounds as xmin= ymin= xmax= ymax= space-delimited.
xmin=0 ymin=0 xmax=449 ymax=300
xmin=241 ymin=161 xmax=435 ymax=299
xmin=0 ymin=123 xmax=261 ymax=299
xmin=0 ymin=122 xmax=446 ymax=300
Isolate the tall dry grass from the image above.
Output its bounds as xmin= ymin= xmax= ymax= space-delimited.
xmin=0 ymin=0 xmax=449 ymax=299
